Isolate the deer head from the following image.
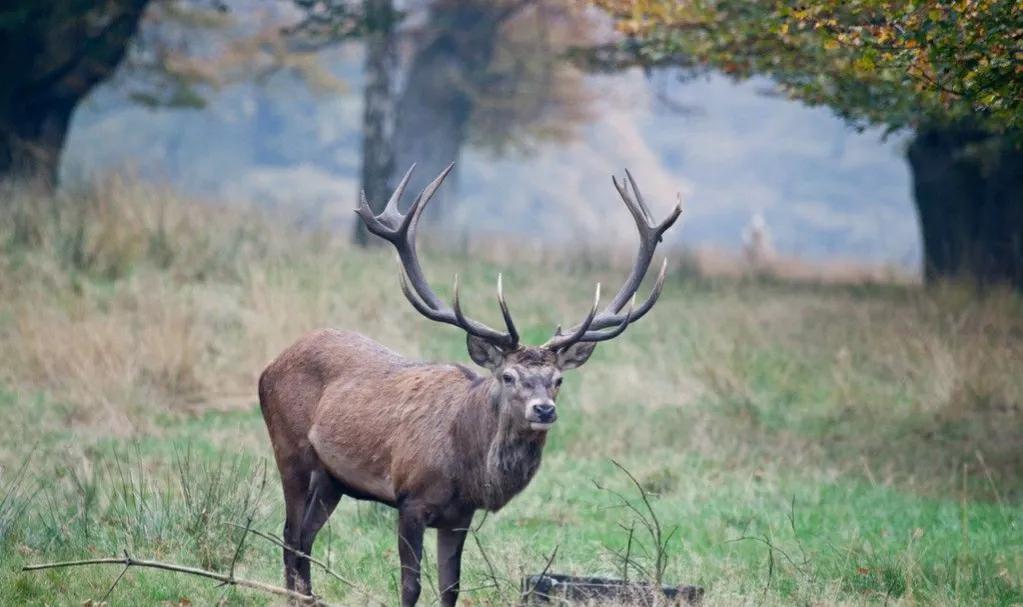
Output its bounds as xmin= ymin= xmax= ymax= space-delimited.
xmin=356 ymin=164 xmax=681 ymax=431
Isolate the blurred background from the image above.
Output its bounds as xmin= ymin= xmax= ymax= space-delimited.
xmin=5 ymin=0 xmax=1022 ymax=285
xmin=1 ymin=1 xmax=1021 ymax=605
xmin=5 ymin=0 xmax=969 ymax=278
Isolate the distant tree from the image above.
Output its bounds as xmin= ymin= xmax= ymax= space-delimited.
xmin=0 ymin=1 xmax=346 ymax=189
xmin=288 ymin=0 xmax=393 ymax=246
xmin=0 ymin=1 xmax=150 ymax=185
xmin=4 ymin=0 xmax=595 ymax=252
xmin=590 ymin=0 xmax=1023 ymax=288
xmin=332 ymin=0 xmax=596 ymax=243
xmin=355 ymin=0 xmax=398 ymax=246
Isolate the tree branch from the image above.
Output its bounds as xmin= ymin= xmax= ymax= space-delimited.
xmin=23 ymin=553 xmax=333 ymax=606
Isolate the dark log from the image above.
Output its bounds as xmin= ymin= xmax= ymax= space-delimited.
xmin=521 ymin=573 xmax=704 ymax=606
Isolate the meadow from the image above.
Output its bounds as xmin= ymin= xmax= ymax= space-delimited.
xmin=0 ymin=179 xmax=1021 ymax=606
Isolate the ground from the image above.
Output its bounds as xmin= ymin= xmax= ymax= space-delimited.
xmin=0 ymin=179 xmax=1020 ymax=606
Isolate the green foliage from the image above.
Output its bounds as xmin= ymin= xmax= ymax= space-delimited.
xmin=592 ymin=0 xmax=1023 ymax=136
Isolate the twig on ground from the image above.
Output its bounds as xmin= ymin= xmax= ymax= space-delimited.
xmin=225 ymin=522 xmax=370 ymax=593
xmin=521 ymin=545 xmax=559 ymax=601
xmin=595 ymin=459 xmax=679 ymax=590
xmin=227 ymin=514 xmax=254 ymax=582
xmin=98 ymin=550 xmax=132 ymax=604
xmin=623 ymin=522 xmax=634 ymax=583
xmin=22 ymin=552 xmax=333 ymax=606
xmin=471 ymin=528 xmax=504 ymax=593
xmin=227 ymin=523 xmax=389 ymax=606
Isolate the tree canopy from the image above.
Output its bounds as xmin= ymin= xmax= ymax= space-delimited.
xmin=592 ymin=0 xmax=1023 ymax=136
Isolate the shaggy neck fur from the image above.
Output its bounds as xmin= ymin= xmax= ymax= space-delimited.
xmin=457 ymin=376 xmax=547 ymax=511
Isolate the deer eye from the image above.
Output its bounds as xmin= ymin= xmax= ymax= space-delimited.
xmin=554 ymin=377 xmax=563 ymax=388
xmin=501 ymin=372 xmax=516 ymax=386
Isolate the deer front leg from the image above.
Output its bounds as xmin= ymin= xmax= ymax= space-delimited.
xmin=437 ymin=513 xmax=473 ymax=607
xmin=397 ymin=504 xmax=427 ymax=607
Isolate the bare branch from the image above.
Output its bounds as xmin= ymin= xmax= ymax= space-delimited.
xmin=521 ymin=545 xmax=559 ymax=602
xmin=23 ymin=552 xmax=333 ymax=606
xmin=225 ymin=523 xmax=372 ymax=596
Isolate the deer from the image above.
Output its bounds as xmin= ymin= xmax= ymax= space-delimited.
xmin=258 ymin=163 xmax=681 ymax=606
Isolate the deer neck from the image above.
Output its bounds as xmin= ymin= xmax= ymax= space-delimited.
xmin=459 ymin=378 xmax=547 ymax=511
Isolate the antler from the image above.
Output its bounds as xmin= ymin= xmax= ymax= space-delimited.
xmin=545 ymin=170 xmax=681 ymax=351
xmin=356 ymin=164 xmax=520 ymax=350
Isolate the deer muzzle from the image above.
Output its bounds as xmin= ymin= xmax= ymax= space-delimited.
xmin=527 ymin=400 xmax=557 ymax=430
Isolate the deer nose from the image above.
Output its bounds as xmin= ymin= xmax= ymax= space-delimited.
xmin=532 ymin=402 xmax=557 ymax=421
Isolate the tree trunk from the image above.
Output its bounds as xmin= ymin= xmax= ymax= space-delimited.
xmin=0 ymin=1 xmax=149 ymax=189
xmin=0 ymin=105 xmax=72 ymax=187
xmin=390 ymin=1 xmax=512 ymax=223
xmin=353 ymin=0 xmax=399 ymax=246
xmin=908 ymin=125 xmax=1023 ymax=290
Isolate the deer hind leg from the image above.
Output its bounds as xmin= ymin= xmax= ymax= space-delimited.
xmin=397 ymin=503 xmax=427 ymax=607
xmin=279 ymin=457 xmax=311 ymax=597
xmin=296 ymin=468 xmax=344 ymax=596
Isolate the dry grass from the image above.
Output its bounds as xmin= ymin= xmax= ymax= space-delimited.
xmin=1 ymin=177 xmax=1021 ymax=491
xmin=1 ymin=177 xmax=354 ymax=433
xmin=1 ymin=179 xmax=1021 ymax=606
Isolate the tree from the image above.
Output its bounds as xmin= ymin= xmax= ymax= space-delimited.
xmin=320 ymin=0 xmax=595 ymax=243
xmin=4 ymin=0 xmax=594 ymax=251
xmin=0 ymin=0 xmax=348 ymax=189
xmin=351 ymin=0 xmax=397 ymax=246
xmin=589 ymin=0 xmax=1023 ymax=288
xmin=0 ymin=1 xmax=150 ymax=185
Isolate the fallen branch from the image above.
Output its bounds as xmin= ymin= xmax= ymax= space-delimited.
xmin=23 ymin=552 xmax=334 ymax=607
xmin=226 ymin=522 xmax=388 ymax=607
xmin=226 ymin=522 xmax=358 ymax=589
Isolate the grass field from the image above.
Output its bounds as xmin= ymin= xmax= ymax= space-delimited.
xmin=1 ymin=179 xmax=1021 ymax=606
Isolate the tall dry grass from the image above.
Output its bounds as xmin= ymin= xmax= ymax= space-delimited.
xmin=1 ymin=177 xmax=1021 ymax=496
xmin=0 ymin=178 xmax=346 ymax=434
xmin=1 ymin=178 xmax=1022 ymax=606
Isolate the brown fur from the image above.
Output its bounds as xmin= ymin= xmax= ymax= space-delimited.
xmin=259 ymin=329 xmax=580 ymax=605
xmin=262 ymin=166 xmax=675 ymax=606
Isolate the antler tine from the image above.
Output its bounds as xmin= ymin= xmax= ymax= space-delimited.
xmin=381 ymin=164 xmax=416 ymax=221
xmin=623 ymin=169 xmax=653 ymax=223
xmin=451 ymin=274 xmax=520 ymax=345
xmin=578 ymin=293 xmax=636 ymax=343
xmin=451 ymin=273 xmax=470 ymax=328
xmin=612 ymin=174 xmax=652 ymax=230
xmin=543 ymin=283 xmax=601 ymax=350
xmin=496 ymin=274 xmax=519 ymax=345
xmin=358 ymin=164 xmax=519 ymax=350
xmin=405 ymin=162 xmax=455 ymax=236
xmin=582 ymin=257 xmax=670 ymax=333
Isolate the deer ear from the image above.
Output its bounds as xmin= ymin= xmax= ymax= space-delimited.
xmin=466 ymin=334 xmax=506 ymax=370
xmin=556 ymin=342 xmax=597 ymax=370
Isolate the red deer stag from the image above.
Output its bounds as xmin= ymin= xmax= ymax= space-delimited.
xmin=259 ymin=164 xmax=681 ymax=606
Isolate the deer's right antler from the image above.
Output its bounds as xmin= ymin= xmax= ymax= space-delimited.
xmin=544 ymin=170 xmax=681 ymax=351
xmin=356 ymin=164 xmax=520 ymax=350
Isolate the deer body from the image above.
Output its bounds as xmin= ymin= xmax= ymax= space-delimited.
xmin=259 ymin=164 xmax=681 ymax=606
xmin=262 ymin=328 xmax=547 ymax=513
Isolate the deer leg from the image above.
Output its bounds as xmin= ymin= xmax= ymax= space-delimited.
xmin=437 ymin=513 xmax=473 ymax=607
xmin=280 ymin=461 xmax=311 ymax=596
xmin=296 ymin=469 xmax=344 ymax=596
xmin=397 ymin=504 xmax=427 ymax=607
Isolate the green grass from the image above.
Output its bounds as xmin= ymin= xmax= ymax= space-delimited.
xmin=0 ymin=180 xmax=1021 ymax=605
